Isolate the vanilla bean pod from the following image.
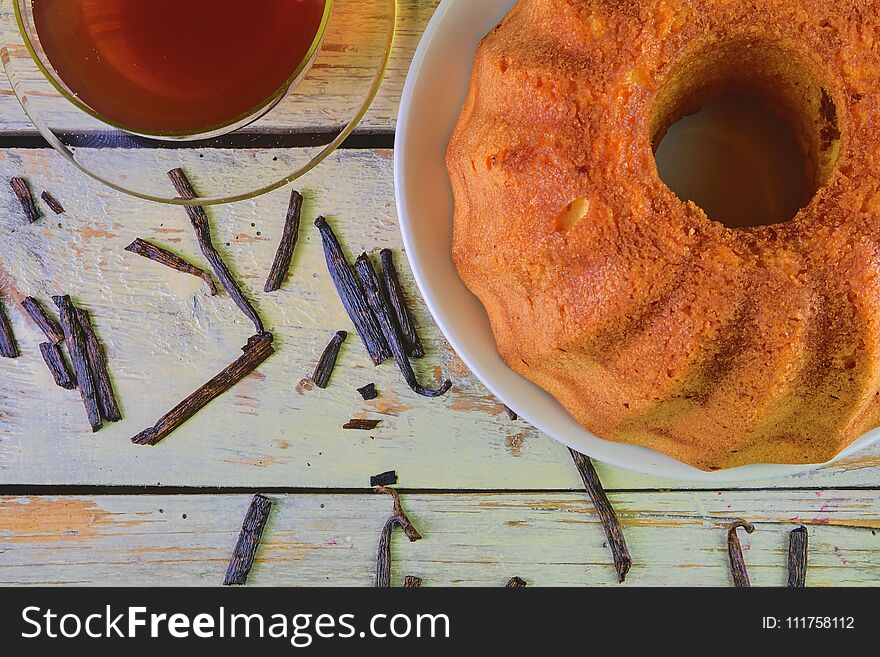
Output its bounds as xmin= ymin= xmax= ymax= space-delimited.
xmin=21 ymin=296 xmax=65 ymax=344
xmin=223 ymin=494 xmax=273 ymax=586
xmin=53 ymin=295 xmax=101 ymax=431
xmin=23 ymin=296 xmax=75 ymax=388
xmin=76 ymin=307 xmax=121 ymax=422
xmin=167 ymin=168 xmax=264 ymax=333
xmin=125 ymin=238 xmax=217 ymax=295
xmin=788 ymin=525 xmax=808 ymax=588
xmin=311 ymin=330 xmax=347 ymax=389
xmin=727 ymin=519 xmax=755 ymax=588
xmin=357 ymin=383 xmax=378 ymax=400
xmin=569 ymin=448 xmax=632 ymax=582
xmin=39 ymin=342 xmax=76 ymax=389
xmin=375 ymin=486 xmax=422 ymax=588
xmin=132 ymin=333 xmax=274 ymax=446
xmin=10 ymin=177 xmax=41 ymax=223
xmin=355 ymin=253 xmax=451 ymax=398
xmin=379 ymin=249 xmax=424 ymax=358
xmin=41 ymin=191 xmax=65 ymax=215
xmin=0 ymin=296 xmax=19 ymax=358
xmin=370 ymin=470 xmax=397 ymax=487
xmin=344 ymin=418 xmax=381 ymax=430
xmin=505 ymin=577 xmax=527 ymax=588
xmin=314 ymin=217 xmax=389 ymax=365
xmin=403 ymin=576 xmax=423 ymax=588
xmin=264 ymin=189 xmax=303 ymax=293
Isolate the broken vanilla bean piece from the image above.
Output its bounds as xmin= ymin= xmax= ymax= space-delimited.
xmin=53 ymin=295 xmax=101 ymax=431
xmin=21 ymin=296 xmax=65 ymax=344
xmin=132 ymin=333 xmax=274 ymax=446
xmin=569 ymin=448 xmax=632 ymax=583
xmin=167 ymin=168 xmax=265 ymax=333
xmin=403 ymin=576 xmax=423 ymax=588
xmin=355 ymin=253 xmax=451 ymax=398
xmin=311 ymin=330 xmax=347 ymax=389
xmin=505 ymin=577 xmax=527 ymax=588
xmin=76 ymin=307 xmax=121 ymax=422
xmin=375 ymin=486 xmax=422 ymax=588
xmin=727 ymin=519 xmax=755 ymax=588
xmin=125 ymin=238 xmax=217 ymax=295
xmin=788 ymin=525 xmax=808 ymax=588
xmin=223 ymin=494 xmax=273 ymax=586
xmin=344 ymin=418 xmax=381 ymax=431
xmin=504 ymin=405 xmax=518 ymax=421
xmin=40 ymin=191 xmax=65 ymax=215
xmin=10 ymin=177 xmax=42 ymax=223
xmin=39 ymin=342 xmax=76 ymax=390
xmin=0 ymin=296 xmax=19 ymax=359
xmin=379 ymin=249 xmax=425 ymax=358
xmin=314 ymin=217 xmax=390 ymax=365
xmin=370 ymin=470 xmax=398 ymax=487
xmin=23 ymin=296 xmax=75 ymax=388
xmin=264 ymin=189 xmax=303 ymax=293
xmin=357 ymin=383 xmax=378 ymax=401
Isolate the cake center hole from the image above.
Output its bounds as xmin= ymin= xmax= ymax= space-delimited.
xmin=654 ymin=96 xmax=807 ymax=228
xmin=649 ymin=40 xmax=841 ymax=229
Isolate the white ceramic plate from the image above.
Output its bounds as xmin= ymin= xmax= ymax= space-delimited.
xmin=393 ymin=0 xmax=880 ymax=482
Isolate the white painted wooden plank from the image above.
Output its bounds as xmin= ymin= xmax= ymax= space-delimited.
xmin=0 ymin=1 xmax=440 ymax=135
xmin=0 ymin=491 xmax=876 ymax=586
xmin=2 ymin=147 xmax=880 ymax=489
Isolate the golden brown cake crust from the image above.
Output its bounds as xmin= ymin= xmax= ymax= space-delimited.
xmin=447 ymin=0 xmax=880 ymax=470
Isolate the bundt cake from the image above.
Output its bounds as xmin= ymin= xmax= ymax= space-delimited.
xmin=446 ymin=0 xmax=880 ymax=470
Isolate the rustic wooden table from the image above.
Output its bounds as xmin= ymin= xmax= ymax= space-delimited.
xmin=0 ymin=1 xmax=877 ymax=587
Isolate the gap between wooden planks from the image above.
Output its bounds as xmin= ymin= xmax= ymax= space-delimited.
xmin=2 ymin=147 xmax=880 ymax=490
xmin=0 ymin=491 xmax=877 ymax=587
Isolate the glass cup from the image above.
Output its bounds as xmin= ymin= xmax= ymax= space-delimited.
xmin=15 ymin=0 xmax=335 ymax=141
xmin=3 ymin=0 xmax=398 ymax=205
